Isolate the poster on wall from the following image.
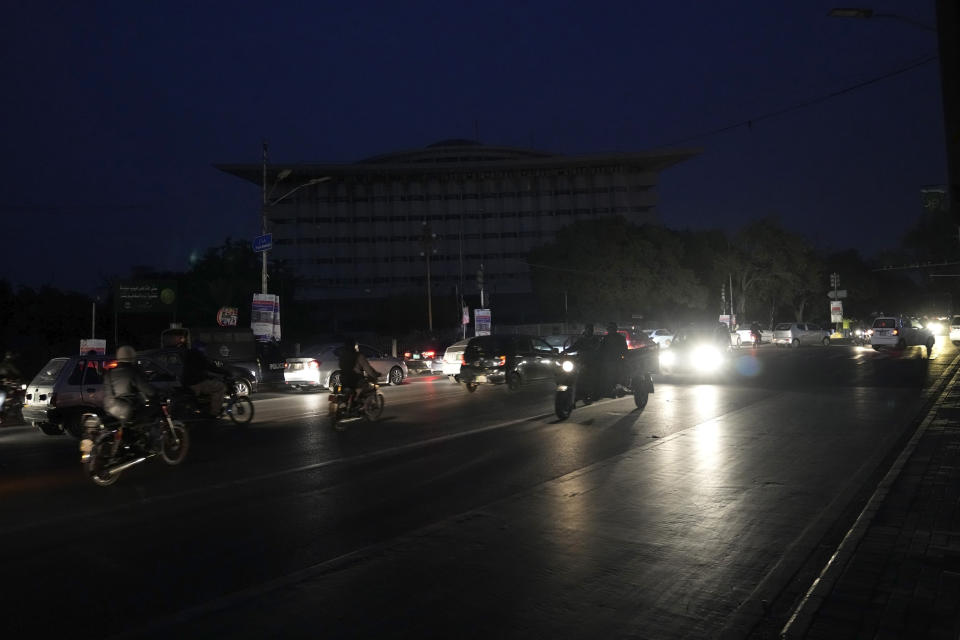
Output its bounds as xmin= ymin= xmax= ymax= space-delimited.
xmin=252 ymin=294 xmax=281 ymax=342
xmin=217 ymin=307 xmax=238 ymax=327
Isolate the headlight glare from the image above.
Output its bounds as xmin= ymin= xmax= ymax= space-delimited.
xmin=561 ymin=360 xmax=575 ymax=373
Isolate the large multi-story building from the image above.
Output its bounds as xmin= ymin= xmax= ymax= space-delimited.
xmin=216 ymin=140 xmax=697 ymax=325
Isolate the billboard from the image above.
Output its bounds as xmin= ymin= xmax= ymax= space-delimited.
xmin=116 ymin=281 xmax=177 ymax=313
xmin=252 ymin=294 xmax=281 ymax=342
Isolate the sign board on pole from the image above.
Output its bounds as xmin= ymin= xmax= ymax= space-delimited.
xmin=462 ymin=306 xmax=470 ymax=325
xmin=827 ymin=290 xmax=848 ymax=300
xmin=80 ymin=339 xmax=106 ymax=355
xmin=830 ymin=301 xmax=843 ymax=323
xmin=253 ymin=233 xmax=273 ymax=253
xmin=252 ymin=294 xmax=281 ymax=342
xmin=475 ymin=308 xmax=491 ymax=336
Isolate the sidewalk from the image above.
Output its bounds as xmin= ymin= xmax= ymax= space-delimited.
xmin=786 ymin=366 xmax=960 ymax=639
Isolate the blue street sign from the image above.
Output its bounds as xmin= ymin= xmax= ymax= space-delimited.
xmin=253 ymin=233 xmax=273 ymax=253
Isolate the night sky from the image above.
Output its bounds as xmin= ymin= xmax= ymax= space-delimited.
xmin=1 ymin=0 xmax=944 ymax=295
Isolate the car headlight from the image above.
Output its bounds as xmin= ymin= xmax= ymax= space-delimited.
xmin=659 ymin=350 xmax=676 ymax=367
xmin=691 ymin=345 xmax=723 ymax=372
xmin=927 ymin=322 xmax=942 ymax=333
xmin=561 ymin=360 xmax=575 ymax=373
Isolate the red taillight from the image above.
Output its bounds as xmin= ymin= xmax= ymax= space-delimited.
xmin=283 ymin=362 xmax=289 ymax=369
xmin=104 ymin=360 xmax=119 ymax=369
xmin=460 ymin=355 xmax=465 ymax=364
xmin=423 ymin=350 xmax=436 ymax=358
xmin=308 ymin=360 xmax=320 ymax=369
xmin=404 ymin=351 xmax=412 ymax=359
xmin=497 ymin=355 xmax=507 ymax=366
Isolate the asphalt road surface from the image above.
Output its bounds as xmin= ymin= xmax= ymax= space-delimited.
xmin=1 ymin=338 xmax=956 ymax=639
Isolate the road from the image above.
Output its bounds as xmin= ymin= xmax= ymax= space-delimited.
xmin=1 ymin=339 xmax=956 ymax=639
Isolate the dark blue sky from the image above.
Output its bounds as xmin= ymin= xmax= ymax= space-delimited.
xmin=1 ymin=0 xmax=944 ymax=295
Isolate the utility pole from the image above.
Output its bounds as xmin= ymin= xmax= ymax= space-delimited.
xmin=830 ymin=272 xmax=840 ymax=334
xmin=261 ymin=140 xmax=269 ymax=294
xmin=477 ymin=264 xmax=485 ymax=308
xmin=420 ymin=221 xmax=436 ymax=332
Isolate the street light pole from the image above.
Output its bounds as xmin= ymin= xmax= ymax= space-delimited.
xmin=261 ymin=140 xmax=269 ymax=294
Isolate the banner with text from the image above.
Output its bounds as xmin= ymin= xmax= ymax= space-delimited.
xmin=116 ymin=281 xmax=177 ymax=313
xmin=475 ymin=308 xmax=491 ymax=336
xmin=252 ymin=294 xmax=281 ymax=342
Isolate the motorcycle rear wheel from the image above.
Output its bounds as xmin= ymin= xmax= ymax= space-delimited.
xmin=363 ymin=393 xmax=385 ymax=422
xmin=227 ymin=396 xmax=255 ymax=425
xmin=86 ymin=434 xmax=119 ymax=486
xmin=160 ymin=421 xmax=190 ymax=465
xmin=634 ymin=388 xmax=649 ymax=411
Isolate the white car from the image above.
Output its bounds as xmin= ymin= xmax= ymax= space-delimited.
xmin=440 ymin=339 xmax=471 ymax=381
xmin=731 ymin=325 xmax=772 ymax=347
xmin=645 ymin=328 xmax=674 ymax=348
xmin=870 ymin=317 xmax=935 ymax=353
xmin=773 ymin=322 xmax=831 ymax=348
xmin=950 ymin=315 xmax=960 ymax=346
xmin=284 ymin=343 xmax=408 ymax=390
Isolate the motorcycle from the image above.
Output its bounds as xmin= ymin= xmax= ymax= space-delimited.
xmin=79 ymin=397 xmax=189 ymax=486
xmin=1 ymin=377 xmax=25 ymax=426
xmin=554 ymin=342 xmax=655 ymax=420
xmin=169 ymin=377 xmax=254 ymax=426
xmin=328 ymin=375 xmax=385 ymax=431
xmin=853 ymin=328 xmax=872 ymax=346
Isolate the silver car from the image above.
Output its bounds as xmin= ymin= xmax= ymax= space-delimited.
xmin=284 ymin=343 xmax=408 ymax=390
xmin=773 ymin=322 xmax=831 ymax=348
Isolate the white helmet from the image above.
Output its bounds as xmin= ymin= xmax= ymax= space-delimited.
xmin=116 ymin=345 xmax=136 ymax=364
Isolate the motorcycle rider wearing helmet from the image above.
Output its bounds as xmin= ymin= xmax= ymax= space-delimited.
xmin=178 ymin=338 xmax=228 ymax=417
xmin=103 ymin=345 xmax=162 ymax=447
xmin=337 ymin=338 xmax=381 ymax=408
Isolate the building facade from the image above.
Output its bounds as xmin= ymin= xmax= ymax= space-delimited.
xmin=217 ymin=140 xmax=697 ymax=324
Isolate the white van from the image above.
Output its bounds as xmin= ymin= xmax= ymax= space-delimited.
xmin=950 ymin=315 xmax=960 ymax=346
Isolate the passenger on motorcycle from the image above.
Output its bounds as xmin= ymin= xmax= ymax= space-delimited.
xmin=600 ymin=322 xmax=628 ymax=396
xmin=103 ymin=345 xmax=162 ymax=448
xmin=178 ymin=338 xmax=228 ymax=417
xmin=337 ymin=338 xmax=382 ymax=408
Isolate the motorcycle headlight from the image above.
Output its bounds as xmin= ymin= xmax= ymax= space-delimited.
xmin=561 ymin=360 xmax=575 ymax=373
xmin=659 ymin=350 xmax=676 ymax=367
xmin=691 ymin=345 xmax=723 ymax=372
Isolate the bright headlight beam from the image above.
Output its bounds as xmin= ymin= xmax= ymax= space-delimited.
xmin=562 ymin=360 xmax=575 ymax=372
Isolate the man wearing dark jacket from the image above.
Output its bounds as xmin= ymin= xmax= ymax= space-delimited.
xmin=179 ymin=340 xmax=228 ymax=416
xmin=103 ymin=345 xmax=158 ymax=425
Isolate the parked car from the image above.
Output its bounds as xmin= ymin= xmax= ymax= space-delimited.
xmin=950 ymin=315 xmax=960 ymax=346
xmin=22 ymin=352 xmax=180 ymax=437
xmin=441 ymin=338 xmax=471 ymax=381
xmin=772 ymin=322 xmax=831 ymax=348
xmin=283 ymin=343 xmax=408 ymax=390
xmin=140 ymin=347 xmax=258 ymax=395
xmin=870 ymin=317 xmax=935 ymax=353
xmin=644 ymin=328 xmax=675 ymax=348
xmin=459 ymin=334 xmax=559 ymax=392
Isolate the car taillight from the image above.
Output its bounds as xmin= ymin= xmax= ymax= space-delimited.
xmin=423 ymin=350 xmax=435 ymax=358
xmin=104 ymin=360 xmax=119 ymax=369
xmin=460 ymin=355 xmax=465 ymax=364
xmin=283 ymin=362 xmax=289 ymax=369
xmin=404 ymin=352 xmax=412 ymax=359
xmin=497 ymin=355 xmax=506 ymax=366
xmin=308 ymin=360 xmax=320 ymax=369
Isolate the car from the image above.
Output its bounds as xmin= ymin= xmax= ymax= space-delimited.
xmin=140 ymin=347 xmax=258 ymax=395
xmin=657 ymin=325 xmax=730 ymax=375
xmin=950 ymin=315 xmax=960 ymax=346
xmin=22 ymin=352 xmax=180 ymax=437
xmin=459 ymin=334 xmax=559 ymax=392
xmin=283 ymin=343 xmax=408 ymax=390
xmin=542 ymin=334 xmax=579 ymax=353
xmin=870 ymin=316 xmax=935 ymax=353
xmin=772 ymin=322 xmax=831 ymax=348
xmin=731 ymin=324 xmax=772 ymax=347
xmin=644 ymin=328 xmax=675 ymax=348
xmin=402 ymin=345 xmax=445 ymax=375
xmin=440 ymin=338 xmax=471 ymax=381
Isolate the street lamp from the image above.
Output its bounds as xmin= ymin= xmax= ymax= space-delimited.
xmin=260 ymin=144 xmax=331 ymax=294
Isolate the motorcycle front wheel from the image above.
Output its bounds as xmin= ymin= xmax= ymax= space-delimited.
xmin=555 ymin=388 xmax=574 ymax=420
xmin=362 ymin=392 xmax=385 ymax=422
xmin=227 ymin=396 xmax=255 ymax=425
xmin=86 ymin=433 xmax=120 ymax=486
xmin=161 ymin=421 xmax=190 ymax=465
xmin=634 ymin=386 xmax=649 ymax=410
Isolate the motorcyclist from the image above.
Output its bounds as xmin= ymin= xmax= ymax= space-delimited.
xmin=178 ymin=338 xmax=229 ymax=417
xmin=600 ymin=322 xmax=628 ymax=396
xmin=103 ymin=345 xmax=162 ymax=448
xmin=0 ymin=351 xmax=23 ymax=424
xmin=337 ymin=338 xmax=382 ymax=408
xmin=750 ymin=321 xmax=762 ymax=347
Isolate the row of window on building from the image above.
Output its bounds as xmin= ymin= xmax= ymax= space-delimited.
xmin=285 ymin=252 xmax=528 ymax=265
xmin=285 ymin=184 xmax=653 ymax=204
xmin=271 ymin=205 xmax=653 ymax=226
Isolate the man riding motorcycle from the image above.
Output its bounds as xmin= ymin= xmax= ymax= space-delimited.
xmin=101 ymin=345 xmax=162 ymax=449
xmin=0 ymin=351 xmax=23 ymax=425
xmin=337 ymin=338 xmax=382 ymax=409
xmin=178 ymin=338 xmax=228 ymax=417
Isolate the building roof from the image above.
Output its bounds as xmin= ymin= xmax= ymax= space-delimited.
xmin=214 ymin=141 xmax=700 ymax=187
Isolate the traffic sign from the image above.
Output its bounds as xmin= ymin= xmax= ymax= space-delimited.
xmin=827 ymin=290 xmax=847 ymax=299
xmin=253 ymin=233 xmax=273 ymax=253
